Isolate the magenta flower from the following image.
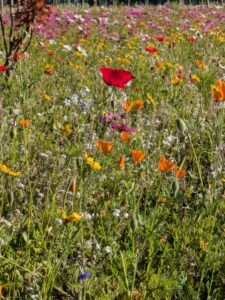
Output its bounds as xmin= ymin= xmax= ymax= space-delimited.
xmin=120 ymin=124 xmax=136 ymax=133
xmin=111 ymin=122 xmax=120 ymax=130
xmin=111 ymin=122 xmax=136 ymax=133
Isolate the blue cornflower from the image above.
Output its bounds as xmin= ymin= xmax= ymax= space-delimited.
xmin=78 ymin=271 xmax=91 ymax=283
xmin=81 ymin=102 xmax=86 ymax=110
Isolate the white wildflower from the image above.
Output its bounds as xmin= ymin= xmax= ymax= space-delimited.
xmin=63 ymin=44 xmax=72 ymax=51
xmin=105 ymin=246 xmax=112 ymax=254
xmin=112 ymin=209 xmax=121 ymax=217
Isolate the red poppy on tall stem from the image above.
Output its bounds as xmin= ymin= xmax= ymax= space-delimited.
xmin=99 ymin=67 xmax=134 ymax=89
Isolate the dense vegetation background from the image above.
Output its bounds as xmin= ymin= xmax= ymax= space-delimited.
xmin=0 ymin=3 xmax=225 ymax=300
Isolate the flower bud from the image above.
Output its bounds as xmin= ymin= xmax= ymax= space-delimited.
xmin=176 ymin=118 xmax=187 ymax=134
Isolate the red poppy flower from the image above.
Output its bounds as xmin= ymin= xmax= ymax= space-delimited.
xmin=188 ymin=37 xmax=195 ymax=43
xmin=155 ymin=36 xmax=165 ymax=43
xmin=99 ymin=67 xmax=134 ymax=89
xmin=0 ymin=65 xmax=8 ymax=72
xmin=48 ymin=50 xmax=55 ymax=56
xmin=176 ymin=70 xmax=183 ymax=79
xmin=145 ymin=47 xmax=157 ymax=53
xmin=170 ymin=41 xmax=176 ymax=47
xmin=13 ymin=52 xmax=21 ymax=61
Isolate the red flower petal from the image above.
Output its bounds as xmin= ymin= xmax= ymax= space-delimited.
xmin=13 ymin=52 xmax=21 ymax=61
xmin=0 ymin=65 xmax=8 ymax=72
xmin=188 ymin=37 xmax=195 ymax=43
xmin=155 ymin=36 xmax=165 ymax=42
xmin=145 ymin=47 xmax=157 ymax=53
xmin=99 ymin=67 xmax=134 ymax=89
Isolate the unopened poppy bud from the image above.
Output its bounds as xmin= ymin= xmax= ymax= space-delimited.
xmin=176 ymin=118 xmax=187 ymax=134
xmin=71 ymin=179 xmax=76 ymax=193
xmin=131 ymin=211 xmax=138 ymax=231
xmin=172 ymin=180 xmax=179 ymax=197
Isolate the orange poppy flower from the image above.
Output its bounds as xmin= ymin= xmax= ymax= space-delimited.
xmin=48 ymin=50 xmax=55 ymax=56
xmin=174 ymin=168 xmax=187 ymax=179
xmin=123 ymin=101 xmax=134 ymax=112
xmin=131 ymin=150 xmax=145 ymax=163
xmin=151 ymin=61 xmax=164 ymax=72
xmin=96 ymin=140 xmax=113 ymax=153
xmin=135 ymin=100 xmax=144 ymax=110
xmin=212 ymin=80 xmax=225 ymax=101
xmin=20 ymin=119 xmax=30 ymax=128
xmin=121 ymin=131 xmax=132 ymax=142
xmin=158 ymin=156 xmax=175 ymax=172
xmin=119 ymin=155 xmax=125 ymax=169
xmin=195 ymin=60 xmax=206 ymax=69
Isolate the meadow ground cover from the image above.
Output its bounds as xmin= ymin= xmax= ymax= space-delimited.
xmin=0 ymin=4 xmax=225 ymax=299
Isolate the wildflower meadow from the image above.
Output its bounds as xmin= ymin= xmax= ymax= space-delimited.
xmin=0 ymin=3 xmax=225 ymax=299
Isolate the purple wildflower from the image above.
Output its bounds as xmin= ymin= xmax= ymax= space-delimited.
xmin=81 ymin=102 xmax=86 ymax=110
xmin=120 ymin=124 xmax=136 ymax=133
xmin=78 ymin=271 xmax=91 ymax=283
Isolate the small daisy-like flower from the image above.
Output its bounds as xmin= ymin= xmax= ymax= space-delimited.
xmin=112 ymin=209 xmax=121 ymax=217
